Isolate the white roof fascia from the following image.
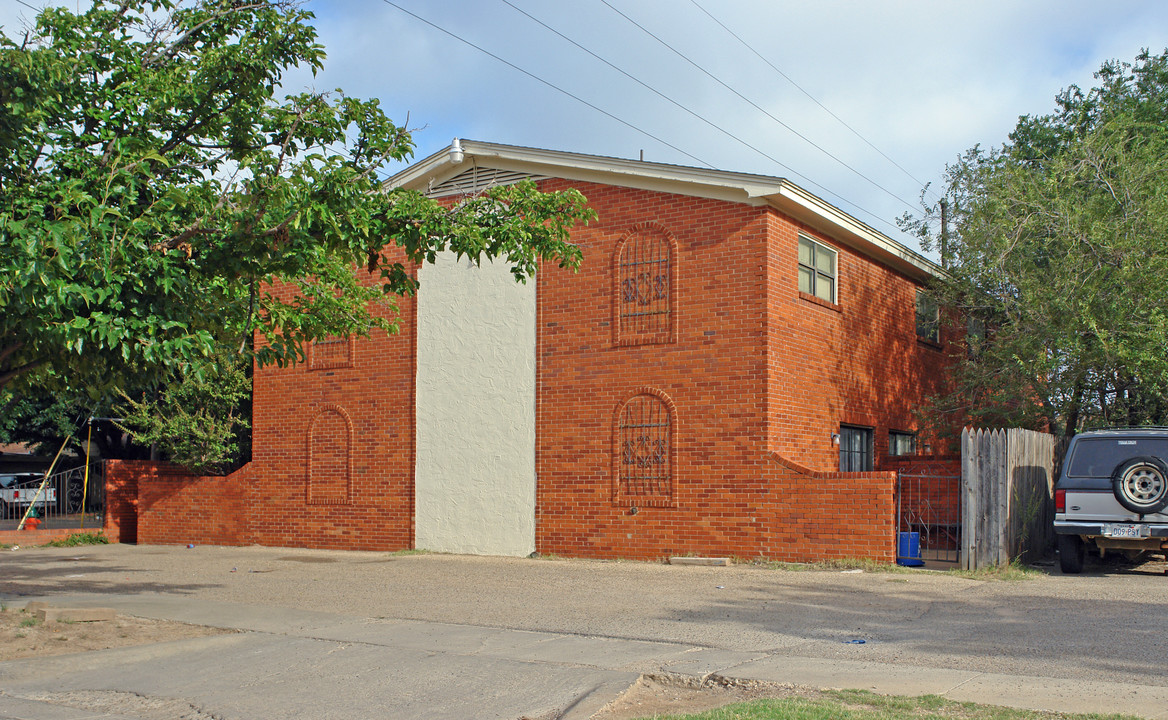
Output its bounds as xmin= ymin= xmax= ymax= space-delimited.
xmin=388 ymin=140 xmax=779 ymax=206
xmin=387 ymin=140 xmax=941 ymax=280
xmin=762 ymin=183 xmax=940 ymax=281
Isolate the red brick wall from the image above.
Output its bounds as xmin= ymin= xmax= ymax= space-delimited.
xmin=103 ymin=459 xmax=139 ymax=543
xmin=766 ymin=213 xmax=955 ymax=469
xmin=104 ymin=177 xmax=953 ymax=564
xmin=532 ymin=179 xmax=947 ymax=562
xmin=134 ymin=462 xmax=251 ymax=546
xmin=104 ymin=258 xmax=418 ymax=551
xmin=239 ymin=261 xmax=417 ymax=551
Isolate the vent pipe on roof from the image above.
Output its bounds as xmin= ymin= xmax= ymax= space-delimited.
xmin=449 ymin=138 xmax=464 ymax=164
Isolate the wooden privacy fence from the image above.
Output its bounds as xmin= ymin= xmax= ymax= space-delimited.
xmin=961 ymin=428 xmax=1058 ymax=570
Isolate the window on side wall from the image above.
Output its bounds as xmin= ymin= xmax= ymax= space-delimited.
xmin=966 ymin=316 xmax=986 ymax=358
xmin=798 ymin=235 xmax=836 ymax=303
xmin=915 ymin=290 xmax=940 ymax=344
xmin=840 ymin=425 xmax=873 ymax=471
xmin=889 ymin=431 xmax=917 ymax=457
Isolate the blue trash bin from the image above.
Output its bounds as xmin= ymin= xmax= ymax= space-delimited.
xmin=897 ymin=531 xmax=924 ymax=566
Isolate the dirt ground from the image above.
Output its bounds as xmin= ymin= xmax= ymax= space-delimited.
xmin=593 ymin=674 xmax=821 ymax=720
xmin=0 ymin=603 xmax=227 ymax=662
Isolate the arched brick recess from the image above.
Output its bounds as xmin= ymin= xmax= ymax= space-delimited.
xmin=306 ymin=404 xmax=353 ymax=505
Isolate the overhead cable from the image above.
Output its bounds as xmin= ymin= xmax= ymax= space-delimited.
xmin=498 ymin=0 xmax=895 ymax=229
xmin=377 ymin=0 xmax=715 ymax=169
xmin=598 ymin=0 xmax=917 ymax=213
xmin=689 ymin=0 xmax=939 ymax=200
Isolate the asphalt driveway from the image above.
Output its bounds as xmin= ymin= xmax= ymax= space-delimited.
xmin=2 ymin=544 xmax=1167 ymax=719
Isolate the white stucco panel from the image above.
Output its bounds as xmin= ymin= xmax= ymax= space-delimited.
xmin=414 ymin=251 xmax=536 ymax=557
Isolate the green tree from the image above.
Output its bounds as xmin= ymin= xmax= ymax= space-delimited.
xmin=117 ymin=352 xmax=251 ymax=475
xmin=903 ymin=50 xmax=1168 ymax=436
xmin=0 ymin=0 xmax=594 ymax=400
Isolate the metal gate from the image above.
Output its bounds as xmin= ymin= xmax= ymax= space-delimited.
xmin=1 ymin=462 xmax=104 ymax=530
xmin=896 ymin=470 xmax=962 ymax=564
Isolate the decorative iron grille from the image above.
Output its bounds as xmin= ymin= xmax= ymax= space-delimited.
xmin=617 ymin=229 xmax=672 ymax=344
xmin=617 ymin=394 xmax=672 ymax=505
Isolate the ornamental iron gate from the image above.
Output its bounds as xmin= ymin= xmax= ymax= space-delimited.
xmin=0 ymin=462 xmax=104 ymax=530
xmin=896 ymin=470 xmax=962 ymax=564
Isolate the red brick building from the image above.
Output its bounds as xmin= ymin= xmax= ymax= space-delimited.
xmin=106 ymin=140 xmax=955 ymax=563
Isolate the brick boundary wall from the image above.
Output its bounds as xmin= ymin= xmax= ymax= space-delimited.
xmin=764 ymin=453 xmax=898 ymax=563
xmin=0 ymin=527 xmax=86 ymax=546
xmin=104 ymin=452 xmax=898 ymax=561
xmin=535 ymin=450 xmax=898 ymax=564
xmin=103 ymin=459 xmax=140 ymax=543
xmin=104 ymin=459 xmax=250 ymax=546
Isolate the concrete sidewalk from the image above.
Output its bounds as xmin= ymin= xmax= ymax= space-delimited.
xmin=3 ymin=592 xmax=1167 ymax=720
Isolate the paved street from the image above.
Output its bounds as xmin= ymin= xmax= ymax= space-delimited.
xmin=2 ymin=544 xmax=1167 ymax=719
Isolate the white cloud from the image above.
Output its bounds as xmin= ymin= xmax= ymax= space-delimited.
xmin=4 ymin=0 xmax=1168 ymax=245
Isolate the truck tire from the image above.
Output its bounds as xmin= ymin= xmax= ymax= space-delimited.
xmin=1058 ymin=534 xmax=1085 ymax=574
xmin=1111 ymin=456 xmax=1168 ymax=515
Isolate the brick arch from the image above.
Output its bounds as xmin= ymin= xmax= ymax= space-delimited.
xmin=612 ymin=222 xmax=678 ymax=346
xmin=306 ymin=404 xmax=353 ymax=505
xmin=612 ymin=387 xmax=677 ymax=507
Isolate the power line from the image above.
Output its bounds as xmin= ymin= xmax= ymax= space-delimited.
xmin=689 ymin=0 xmax=939 ymax=201
xmin=376 ymin=0 xmax=715 ymax=169
xmin=597 ymin=0 xmax=918 ymax=214
xmin=498 ymin=0 xmax=899 ymax=233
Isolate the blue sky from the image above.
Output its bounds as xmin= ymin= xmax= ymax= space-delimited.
xmin=5 ymin=1 xmax=1168 ymax=248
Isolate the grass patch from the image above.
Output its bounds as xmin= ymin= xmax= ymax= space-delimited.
xmin=743 ymin=557 xmax=912 ymax=574
xmin=635 ymin=688 xmax=1137 ymax=720
xmin=946 ymin=560 xmax=1043 ymax=582
xmin=19 ymin=617 xmax=40 ymax=628
xmin=732 ymin=556 xmax=1043 ymax=582
xmin=43 ymin=532 xmax=110 ymax=548
xmin=386 ymin=548 xmax=430 ymax=557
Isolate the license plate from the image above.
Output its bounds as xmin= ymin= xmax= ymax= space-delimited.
xmin=1104 ymin=524 xmax=1148 ymax=538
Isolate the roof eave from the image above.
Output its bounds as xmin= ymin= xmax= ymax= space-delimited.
xmin=388 ymin=140 xmax=942 ymax=281
xmin=762 ymin=182 xmax=941 ymax=281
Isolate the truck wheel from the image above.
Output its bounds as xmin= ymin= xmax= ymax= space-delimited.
xmin=1111 ymin=456 xmax=1168 ymax=515
xmin=1058 ymin=534 xmax=1085 ymax=574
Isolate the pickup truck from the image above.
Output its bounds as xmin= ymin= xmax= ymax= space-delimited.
xmin=0 ymin=473 xmax=56 ymax=514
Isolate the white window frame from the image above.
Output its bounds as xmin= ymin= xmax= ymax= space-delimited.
xmin=798 ymin=234 xmax=837 ymax=303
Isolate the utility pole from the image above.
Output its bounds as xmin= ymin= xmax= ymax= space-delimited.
xmin=939 ymin=198 xmax=949 ymax=270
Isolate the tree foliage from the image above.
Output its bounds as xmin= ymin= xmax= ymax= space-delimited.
xmin=0 ymin=0 xmax=595 ymax=400
xmin=117 ymin=353 xmax=251 ymax=475
xmin=902 ymin=50 xmax=1168 ymax=435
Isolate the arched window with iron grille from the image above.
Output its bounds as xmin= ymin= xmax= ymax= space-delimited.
xmin=614 ymin=224 xmax=675 ymax=345
xmin=613 ymin=390 xmax=675 ymax=507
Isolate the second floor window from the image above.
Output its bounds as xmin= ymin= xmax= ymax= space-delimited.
xmin=798 ymin=235 xmax=836 ymax=303
xmin=916 ymin=291 xmax=940 ymax=344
